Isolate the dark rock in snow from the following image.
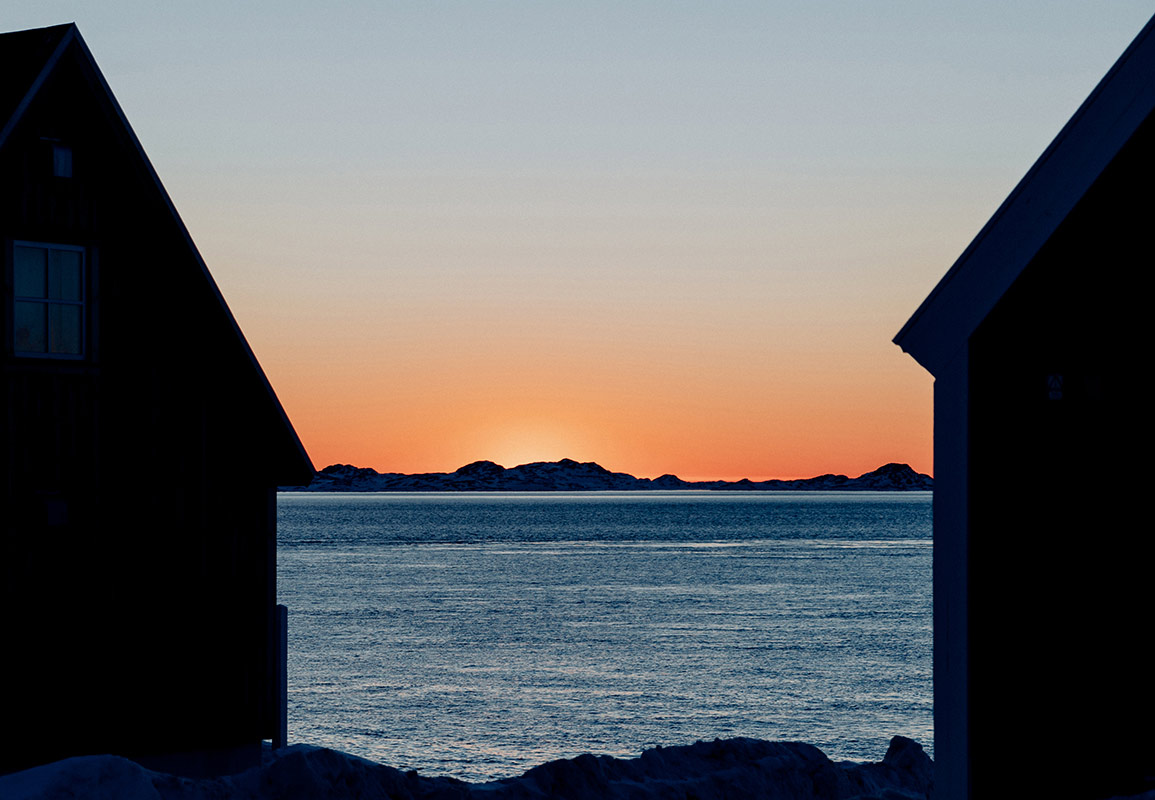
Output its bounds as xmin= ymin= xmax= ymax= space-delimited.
xmin=0 ymin=737 xmax=936 ymax=800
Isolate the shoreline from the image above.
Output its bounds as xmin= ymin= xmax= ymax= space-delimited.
xmin=0 ymin=736 xmax=934 ymax=800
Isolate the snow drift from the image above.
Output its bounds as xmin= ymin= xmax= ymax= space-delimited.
xmin=0 ymin=736 xmax=934 ymax=800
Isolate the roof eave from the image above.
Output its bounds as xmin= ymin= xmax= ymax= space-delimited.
xmin=895 ymin=13 xmax=1155 ymax=376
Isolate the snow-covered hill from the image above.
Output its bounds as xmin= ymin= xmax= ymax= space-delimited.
xmin=285 ymin=459 xmax=933 ymax=492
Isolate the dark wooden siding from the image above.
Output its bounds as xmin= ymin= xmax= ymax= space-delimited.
xmin=967 ymin=111 xmax=1153 ymax=800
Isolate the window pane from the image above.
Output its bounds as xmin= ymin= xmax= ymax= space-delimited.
xmin=14 ymin=246 xmax=47 ymax=298
xmin=49 ymin=249 xmax=83 ymax=300
xmin=13 ymin=244 xmax=86 ymax=358
xmin=53 ymin=145 xmax=73 ymax=178
xmin=49 ymin=303 xmax=83 ymax=355
xmin=15 ymin=301 xmax=47 ymax=352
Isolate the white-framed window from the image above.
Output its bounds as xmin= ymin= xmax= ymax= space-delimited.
xmin=12 ymin=241 xmax=85 ymax=358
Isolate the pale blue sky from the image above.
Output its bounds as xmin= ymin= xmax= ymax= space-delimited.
xmin=6 ymin=3 xmax=1152 ymax=475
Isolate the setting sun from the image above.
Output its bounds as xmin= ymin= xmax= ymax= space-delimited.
xmin=474 ymin=419 xmax=597 ymax=470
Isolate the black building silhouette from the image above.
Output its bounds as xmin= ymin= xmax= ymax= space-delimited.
xmin=896 ymin=14 xmax=1154 ymax=800
xmin=1 ymin=24 xmax=313 ymax=776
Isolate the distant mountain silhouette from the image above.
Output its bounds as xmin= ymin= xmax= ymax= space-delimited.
xmin=284 ymin=459 xmax=932 ymax=492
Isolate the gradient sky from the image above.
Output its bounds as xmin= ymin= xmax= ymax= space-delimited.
xmin=10 ymin=3 xmax=1152 ymax=479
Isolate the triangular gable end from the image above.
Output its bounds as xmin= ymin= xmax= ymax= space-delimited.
xmin=0 ymin=23 xmax=313 ymax=484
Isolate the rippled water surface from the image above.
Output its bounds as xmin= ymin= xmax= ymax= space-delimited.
xmin=278 ymin=492 xmax=931 ymax=781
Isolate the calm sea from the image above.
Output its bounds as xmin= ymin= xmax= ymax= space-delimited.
xmin=277 ymin=491 xmax=932 ymax=782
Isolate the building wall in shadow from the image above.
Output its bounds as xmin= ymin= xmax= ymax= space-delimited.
xmin=0 ymin=25 xmax=312 ymax=777
xmin=968 ymin=108 xmax=1152 ymax=800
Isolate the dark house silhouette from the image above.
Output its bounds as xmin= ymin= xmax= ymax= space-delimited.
xmin=1 ymin=24 xmax=313 ymax=776
xmin=896 ymin=15 xmax=1154 ymax=800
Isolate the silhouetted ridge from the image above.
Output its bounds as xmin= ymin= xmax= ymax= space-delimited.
xmin=286 ymin=460 xmax=932 ymax=492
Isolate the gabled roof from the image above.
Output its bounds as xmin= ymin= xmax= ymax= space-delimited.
xmin=0 ymin=23 xmax=314 ymax=483
xmin=0 ymin=23 xmax=72 ymax=145
xmin=895 ymin=13 xmax=1155 ymax=376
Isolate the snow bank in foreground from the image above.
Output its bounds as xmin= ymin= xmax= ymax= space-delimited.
xmin=0 ymin=736 xmax=938 ymax=800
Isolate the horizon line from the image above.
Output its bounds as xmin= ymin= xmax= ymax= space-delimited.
xmin=314 ymin=457 xmax=932 ymax=484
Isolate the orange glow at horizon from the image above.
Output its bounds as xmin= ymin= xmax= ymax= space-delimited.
xmin=226 ymin=203 xmax=941 ymax=486
xmin=256 ymin=321 xmax=934 ymax=482
xmin=226 ymin=200 xmax=940 ymax=484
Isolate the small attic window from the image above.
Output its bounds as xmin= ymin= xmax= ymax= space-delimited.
xmin=41 ymin=137 xmax=72 ymax=178
xmin=52 ymin=144 xmax=73 ymax=178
